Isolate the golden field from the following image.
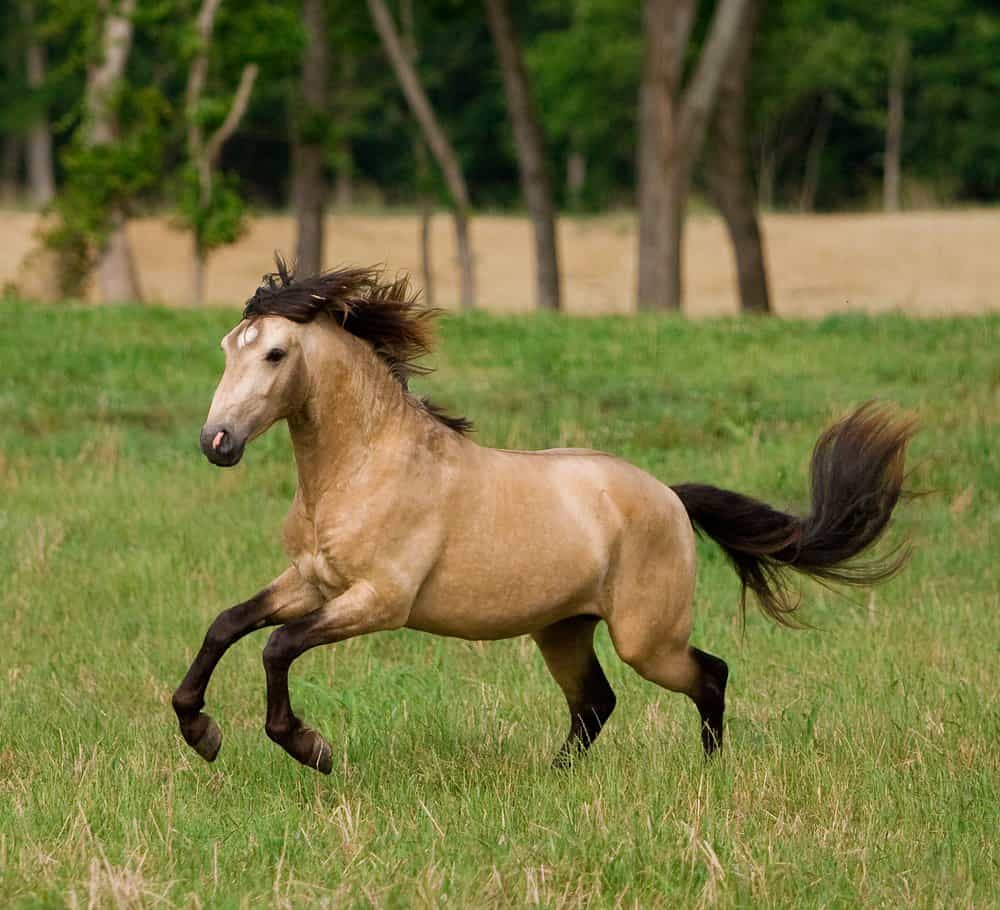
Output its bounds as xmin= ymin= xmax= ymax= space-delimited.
xmin=3 ymin=207 xmax=998 ymax=315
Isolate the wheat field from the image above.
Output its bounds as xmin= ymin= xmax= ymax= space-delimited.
xmin=4 ymin=208 xmax=999 ymax=316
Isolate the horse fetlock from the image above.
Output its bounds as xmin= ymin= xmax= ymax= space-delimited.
xmin=264 ymin=714 xmax=299 ymax=744
xmin=171 ymin=688 xmax=204 ymax=719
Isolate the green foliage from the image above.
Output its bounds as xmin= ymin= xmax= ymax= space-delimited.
xmin=4 ymin=0 xmax=1000 ymax=215
xmin=526 ymin=0 xmax=642 ymax=209
xmin=173 ymin=166 xmax=248 ymax=253
xmin=1 ymin=299 xmax=997 ymax=905
xmin=45 ymin=86 xmax=169 ymax=295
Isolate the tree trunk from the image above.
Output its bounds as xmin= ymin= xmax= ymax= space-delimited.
xmin=192 ymin=236 xmax=207 ymax=308
xmin=23 ymin=2 xmax=56 ymax=206
xmin=367 ymin=0 xmax=475 ymax=309
xmin=419 ymin=197 xmax=434 ymax=309
xmin=757 ymin=146 xmax=775 ymax=210
xmin=708 ymin=0 xmax=770 ymax=314
xmin=452 ymin=207 xmax=474 ymax=313
xmin=1 ymin=136 xmax=19 ymax=205
xmin=799 ymin=99 xmax=831 ymax=213
xmin=883 ymin=33 xmax=907 ymax=213
xmin=636 ymin=0 xmax=683 ymax=311
xmin=184 ymin=0 xmax=257 ymax=305
xmin=97 ymin=210 xmax=142 ymax=303
xmin=292 ymin=0 xmax=329 ymax=276
xmin=86 ymin=0 xmax=141 ymax=303
xmin=636 ymin=0 xmax=749 ymax=312
xmin=401 ymin=0 xmax=434 ymax=306
xmin=566 ymin=150 xmax=585 ymax=209
xmin=335 ymin=167 xmax=353 ymax=209
xmin=484 ymin=0 xmax=560 ymax=311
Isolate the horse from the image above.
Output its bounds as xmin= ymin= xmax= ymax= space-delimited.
xmin=171 ymin=259 xmax=914 ymax=775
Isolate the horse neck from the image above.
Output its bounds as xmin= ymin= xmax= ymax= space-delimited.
xmin=287 ymin=336 xmax=413 ymax=511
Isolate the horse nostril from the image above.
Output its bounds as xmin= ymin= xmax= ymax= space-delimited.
xmin=212 ymin=430 xmax=226 ymax=452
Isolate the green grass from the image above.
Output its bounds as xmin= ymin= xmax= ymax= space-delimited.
xmin=1 ymin=297 xmax=997 ymax=908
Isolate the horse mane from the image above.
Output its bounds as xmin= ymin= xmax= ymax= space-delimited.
xmin=243 ymin=256 xmax=472 ymax=435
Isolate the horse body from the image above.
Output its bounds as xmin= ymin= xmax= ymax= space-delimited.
xmin=405 ymin=446 xmax=694 ymax=643
xmin=172 ymin=262 xmax=913 ymax=775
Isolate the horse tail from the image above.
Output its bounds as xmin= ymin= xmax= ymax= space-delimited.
xmin=671 ymin=402 xmax=916 ymax=626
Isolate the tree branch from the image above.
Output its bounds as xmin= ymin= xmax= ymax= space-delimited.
xmin=204 ymin=63 xmax=258 ymax=172
xmin=185 ymin=0 xmax=223 ymax=160
xmin=366 ymin=0 xmax=469 ymax=209
xmin=678 ymin=0 xmax=750 ymax=152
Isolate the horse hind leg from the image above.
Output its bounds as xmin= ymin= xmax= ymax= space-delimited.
xmin=614 ymin=640 xmax=729 ymax=756
xmin=532 ymin=616 xmax=617 ymax=768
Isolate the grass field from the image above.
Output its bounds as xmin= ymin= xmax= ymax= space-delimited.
xmin=1 ymin=298 xmax=998 ymax=907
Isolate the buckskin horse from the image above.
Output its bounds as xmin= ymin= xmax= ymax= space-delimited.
xmin=172 ymin=260 xmax=914 ymax=774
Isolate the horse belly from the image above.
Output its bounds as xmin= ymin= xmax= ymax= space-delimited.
xmin=406 ymin=487 xmax=614 ymax=640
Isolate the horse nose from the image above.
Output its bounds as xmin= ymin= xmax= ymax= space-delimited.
xmin=200 ymin=424 xmax=233 ymax=459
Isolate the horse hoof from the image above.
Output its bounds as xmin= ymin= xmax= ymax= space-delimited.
xmin=301 ymin=727 xmax=333 ymax=775
xmin=192 ymin=716 xmax=223 ymax=762
xmin=551 ymin=749 xmax=575 ymax=770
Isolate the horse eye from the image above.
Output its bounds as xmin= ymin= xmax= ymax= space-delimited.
xmin=265 ymin=348 xmax=286 ymax=363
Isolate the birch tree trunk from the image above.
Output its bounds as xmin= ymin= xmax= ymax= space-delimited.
xmin=185 ymin=0 xmax=258 ymax=305
xmin=484 ymin=0 xmax=560 ymax=311
xmin=23 ymin=1 xmax=56 ymax=206
xmin=86 ymin=0 xmax=142 ymax=303
xmin=883 ymin=33 xmax=908 ymax=213
xmin=636 ymin=0 xmax=749 ymax=311
xmin=708 ymin=0 xmax=770 ymax=314
xmin=367 ymin=0 xmax=475 ymax=309
xmin=401 ymin=0 xmax=434 ymax=307
xmin=292 ymin=0 xmax=329 ymax=277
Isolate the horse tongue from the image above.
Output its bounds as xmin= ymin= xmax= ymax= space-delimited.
xmin=213 ymin=431 xmax=225 ymax=450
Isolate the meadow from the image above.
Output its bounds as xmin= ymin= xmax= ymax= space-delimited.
xmin=1 ymin=297 xmax=998 ymax=907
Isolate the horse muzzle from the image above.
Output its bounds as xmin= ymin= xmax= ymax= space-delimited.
xmin=200 ymin=424 xmax=246 ymax=467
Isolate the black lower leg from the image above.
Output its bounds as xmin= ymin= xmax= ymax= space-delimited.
xmin=553 ymin=657 xmax=617 ymax=768
xmin=262 ymin=628 xmax=333 ymax=774
xmin=172 ymin=590 xmax=274 ymax=761
xmin=690 ymin=647 xmax=728 ymax=756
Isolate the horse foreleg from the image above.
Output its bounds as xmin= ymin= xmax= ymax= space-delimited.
xmin=261 ymin=581 xmax=406 ymax=774
xmin=172 ymin=566 xmax=322 ymax=762
xmin=533 ymin=616 xmax=617 ymax=768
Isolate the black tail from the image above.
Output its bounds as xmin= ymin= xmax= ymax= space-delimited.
xmin=672 ymin=402 xmax=916 ymax=626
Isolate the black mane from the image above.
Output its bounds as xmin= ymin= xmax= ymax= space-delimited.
xmin=243 ymin=257 xmax=472 ymax=434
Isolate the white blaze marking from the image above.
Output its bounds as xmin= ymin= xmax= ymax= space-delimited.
xmin=237 ymin=323 xmax=259 ymax=350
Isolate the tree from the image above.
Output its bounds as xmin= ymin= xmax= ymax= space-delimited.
xmin=367 ymin=0 xmax=476 ymax=310
xmin=484 ymin=0 xmax=560 ymax=311
xmin=22 ymin=0 xmax=56 ymax=206
xmin=180 ymin=0 xmax=258 ymax=306
xmin=85 ymin=0 xmax=142 ymax=303
xmin=637 ymin=0 xmax=750 ymax=311
xmin=883 ymin=30 xmax=907 ymax=212
xmin=400 ymin=0 xmax=435 ymax=307
xmin=708 ymin=0 xmax=770 ymax=313
xmin=291 ymin=0 xmax=329 ymax=277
